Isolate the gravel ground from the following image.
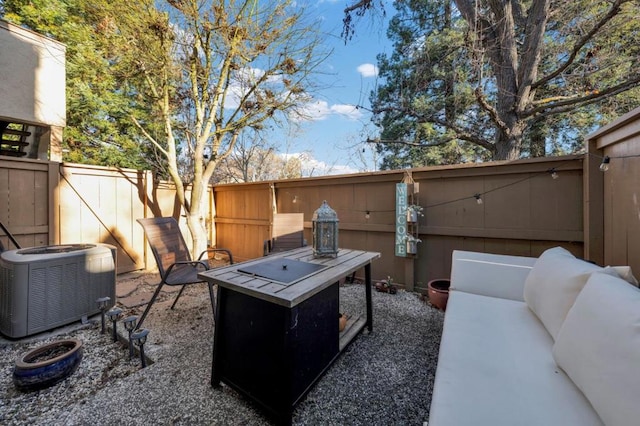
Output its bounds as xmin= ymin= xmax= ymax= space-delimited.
xmin=0 ymin=275 xmax=444 ymax=425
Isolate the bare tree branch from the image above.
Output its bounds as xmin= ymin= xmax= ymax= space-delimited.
xmin=344 ymin=0 xmax=373 ymax=14
xmin=130 ymin=116 xmax=168 ymax=156
xmin=532 ymin=0 xmax=626 ymax=90
xmin=526 ymin=74 xmax=640 ymax=117
xmin=474 ymin=86 xmax=509 ymax=135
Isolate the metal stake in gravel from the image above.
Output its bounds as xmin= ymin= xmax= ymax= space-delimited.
xmin=131 ymin=328 xmax=149 ymax=368
xmin=106 ymin=307 xmax=123 ymax=342
xmin=96 ymin=297 xmax=111 ymax=334
xmin=123 ymin=316 xmax=138 ymax=359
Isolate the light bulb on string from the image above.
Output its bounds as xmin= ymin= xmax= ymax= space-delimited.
xmin=365 ymin=211 xmax=370 ymax=219
xmin=474 ymin=194 xmax=483 ymax=205
xmin=599 ymin=156 xmax=610 ymax=172
xmin=549 ymin=168 xmax=559 ymax=180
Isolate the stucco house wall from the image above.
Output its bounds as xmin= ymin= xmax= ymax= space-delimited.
xmin=0 ymin=19 xmax=66 ymax=160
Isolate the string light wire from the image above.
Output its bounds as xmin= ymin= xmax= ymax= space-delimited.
xmin=286 ymin=152 xmax=639 ymax=217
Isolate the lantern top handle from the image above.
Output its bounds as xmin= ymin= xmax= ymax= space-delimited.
xmin=312 ymin=200 xmax=339 ymax=222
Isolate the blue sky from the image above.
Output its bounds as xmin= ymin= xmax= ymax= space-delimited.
xmin=279 ymin=1 xmax=394 ymax=175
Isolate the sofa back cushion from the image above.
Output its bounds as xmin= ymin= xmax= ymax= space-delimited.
xmin=552 ymin=272 xmax=640 ymax=426
xmin=451 ymin=250 xmax=536 ymax=301
xmin=523 ymin=247 xmax=601 ymax=340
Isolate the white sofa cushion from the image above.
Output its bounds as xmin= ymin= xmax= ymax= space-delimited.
xmin=604 ymin=265 xmax=639 ymax=286
xmin=429 ymin=290 xmax=601 ymax=426
xmin=450 ymin=250 xmax=536 ymax=301
xmin=553 ymin=272 xmax=640 ymax=426
xmin=523 ymin=247 xmax=601 ymax=340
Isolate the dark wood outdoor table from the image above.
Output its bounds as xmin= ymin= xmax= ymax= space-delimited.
xmin=198 ymin=247 xmax=381 ymax=425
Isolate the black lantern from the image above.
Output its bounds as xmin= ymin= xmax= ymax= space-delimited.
xmin=312 ymin=200 xmax=339 ymax=258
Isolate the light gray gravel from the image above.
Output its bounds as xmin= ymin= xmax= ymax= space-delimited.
xmin=0 ymin=280 xmax=444 ymax=425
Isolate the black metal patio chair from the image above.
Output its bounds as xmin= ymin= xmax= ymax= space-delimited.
xmin=136 ymin=217 xmax=233 ymax=329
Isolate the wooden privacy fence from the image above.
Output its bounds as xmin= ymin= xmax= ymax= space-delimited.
xmin=3 ymin=148 xmax=634 ymax=292
xmin=586 ymin=106 xmax=640 ymax=275
xmin=0 ymin=155 xmax=592 ymax=289
xmin=0 ymin=160 xmax=196 ymax=274
xmin=57 ymin=164 xmax=222 ymax=274
xmin=214 ymin=155 xmax=586 ymax=293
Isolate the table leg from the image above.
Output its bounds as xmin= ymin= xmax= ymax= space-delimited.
xmin=365 ymin=263 xmax=373 ymax=332
xmin=211 ymin=285 xmax=223 ymax=388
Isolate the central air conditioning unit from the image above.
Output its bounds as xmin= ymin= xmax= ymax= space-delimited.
xmin=0 ymin=243 xmax=116 ymax=338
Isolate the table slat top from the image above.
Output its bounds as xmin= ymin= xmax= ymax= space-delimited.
xmin=198 ymin=247 xmax=380 ymax=307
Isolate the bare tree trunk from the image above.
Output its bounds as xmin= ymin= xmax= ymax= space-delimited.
xmin=455 ymin=0 xmax=550 ymax=161
xmin=185 ymin=177 xmax=209 ymax=257
xmin=186 ymin=210 xmax=208 ymax=258
xmin=494 ymin=116 xmax=525 ymax=161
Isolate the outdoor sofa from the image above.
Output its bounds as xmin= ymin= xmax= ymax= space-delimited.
xmin=429 ymin=247 xmax=640 ymax=426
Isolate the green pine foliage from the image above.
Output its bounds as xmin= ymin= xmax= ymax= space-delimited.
xmin=362 ymin=0 xmax=640 ymax=168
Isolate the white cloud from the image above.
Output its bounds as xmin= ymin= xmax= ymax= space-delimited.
xmin=224 ymin=66 xmax=286 ymax=109
xmin=296 ymin=100 xmax=333 ymax=121
xmin=225 ymin=83 xmax=243 ymax=108
xmin=325 ymin=163 xmax=359 ymax=175
xmin=330 ymin=104 xmax=363 ymax=120
xmin=357 ymin=63 xmax=378 ymax=78
xmin=292 ymin=101 xmax=363 ymax=122
xmin=284 ymin=152 xmax=358 ymax=176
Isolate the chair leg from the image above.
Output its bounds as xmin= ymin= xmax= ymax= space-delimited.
xmin=136 ymin=282 xmax=165 ymax=330
xmin=171 ymin=284 xmax=188 ymax=310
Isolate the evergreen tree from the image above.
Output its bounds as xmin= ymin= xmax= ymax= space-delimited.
xmin=347 ymin=0 xmax=640 ymax=164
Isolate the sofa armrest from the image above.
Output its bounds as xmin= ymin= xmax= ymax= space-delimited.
xmin=450 ymin=250 xmax=536 ymax=301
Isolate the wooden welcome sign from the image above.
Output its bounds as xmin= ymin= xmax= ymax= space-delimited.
xmin=395 ymin=183 xmax=408 ymax=257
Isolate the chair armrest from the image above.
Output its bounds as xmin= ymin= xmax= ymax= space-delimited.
xmin=161 ymin=260 xmax=210 ymax=282
xmin=198 ymin=248 xmax=234 ymax=265
xmin=450 ymin=250 xmax=536 ymax=301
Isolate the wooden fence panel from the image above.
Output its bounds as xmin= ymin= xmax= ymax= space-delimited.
xmin=59 ymin=165 xmax=148 ymax=273
xmin=214 ymin=183 xmax=272 ymax=262
xmin=0 ymin=158 xmax=55 ymax=249
xmin=409 ymin=157 xmax=584 ymax=292
xmin=584 ymin=106 xmax=640 ymax=277
xmin=602 ymin=144 xmax=640 ymax=276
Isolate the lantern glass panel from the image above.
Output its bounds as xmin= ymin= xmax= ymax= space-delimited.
xmin=312 ymin=201 xmax=339 ymax=258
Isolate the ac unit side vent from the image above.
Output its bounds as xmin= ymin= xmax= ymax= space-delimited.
xmin=0 ymin=264 xmax=15 ymax=334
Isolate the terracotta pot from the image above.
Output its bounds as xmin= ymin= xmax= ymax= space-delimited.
xmin=427 ymin=279 xmax=450 ymax=311
xmin=339 ymin=313 xmax=348 ymax=332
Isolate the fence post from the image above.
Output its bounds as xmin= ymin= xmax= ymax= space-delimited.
xmin=49 ymin=161 xmax=61 ymax=245
xmin=583 ymin=144 xmax=604 ymax=266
